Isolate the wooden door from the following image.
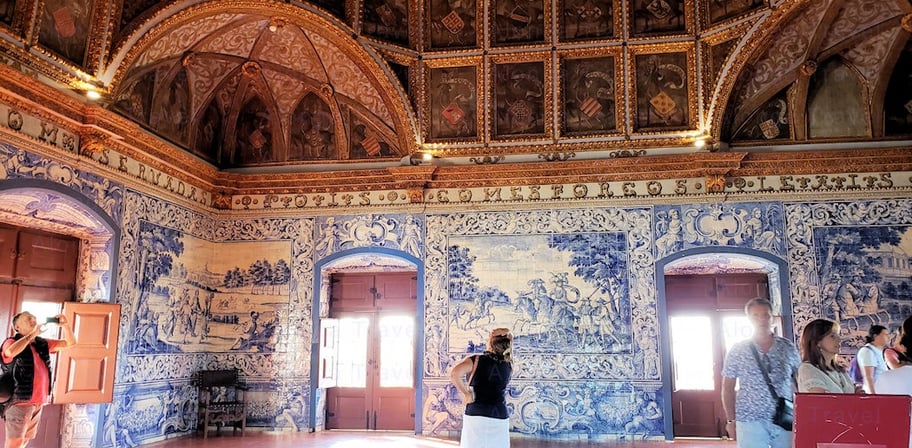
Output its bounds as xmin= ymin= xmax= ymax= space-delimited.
xmin=325 ymin=273 xmax=416 ymax=430
xmin=54 ymin=302 xmax=121 ymax=403
xmin=666 ymin=274 xmax=769 ymax=438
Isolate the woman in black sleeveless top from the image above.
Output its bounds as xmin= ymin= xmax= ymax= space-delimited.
xmin=450 ymin=328 xmax=513 ymax=447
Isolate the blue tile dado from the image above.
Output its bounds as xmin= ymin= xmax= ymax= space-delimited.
xmin=110 ymin=191 xmax=314 ymax=446
xmin=6 ymin=140 xmax=912 ymax=445
xmin=424 ymin=380 xmax=663 ymax=440
xmin=314 ymin=214 xmax=425 ymax=260
xmin=446 ymin=233 xmax=631 ymax=355
xmin=0 ymin=143 xmax=124 ymax=223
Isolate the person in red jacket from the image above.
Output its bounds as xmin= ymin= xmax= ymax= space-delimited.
xmin=1 ymin=312 xmax=75 ymax=448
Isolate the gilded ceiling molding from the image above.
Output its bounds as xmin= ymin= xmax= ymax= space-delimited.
xmin=103 ymin=0 xmax=419 ymax=156
xmin=735 ymin=148 xmax=912 ymax=175
xmin=706 ymin=0 xmax=817 ymax=140
xmin=700 ymin=20 xmax=754 ymax=116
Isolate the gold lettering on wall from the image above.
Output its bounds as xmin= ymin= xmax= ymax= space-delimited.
xmin=38 ymin=122 xmax=58 ymax=145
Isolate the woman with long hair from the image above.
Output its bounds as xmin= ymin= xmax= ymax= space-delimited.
xmin=797 ymin=319 xmax=856 ymax=393
xmin=450 ymin=328 xmax=514 ymax=448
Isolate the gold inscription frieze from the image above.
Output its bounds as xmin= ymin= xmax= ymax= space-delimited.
xmin=0 ymin=103 xmax=79 ymax=153
xmin=89 ymin=148 xmax=211 ymax=206
xmin=231 ymin=190 xmax=412 ymax=210
xmin=226 ymin=172 xmax=912 ymax=210
xmin=0 ymin=99 xmax=210 ymax=206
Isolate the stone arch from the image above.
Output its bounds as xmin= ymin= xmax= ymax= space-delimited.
xmin=0 ymin=178 xmax=120 ymax=302
xmin=309 ymin=247 xmax=424 ymax=431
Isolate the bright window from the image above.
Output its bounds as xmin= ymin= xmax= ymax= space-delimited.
xmin=378 ymin=315 xmax=414 ymax=387
xmin=336 ymin=317 xmax=369 ymax=387
xmin=670 ymin=315 xmax=714 ymax=390
xmin=20 ymin=301 xmax=62 ymax=339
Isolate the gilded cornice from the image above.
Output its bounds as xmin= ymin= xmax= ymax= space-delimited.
xmin=734 ymin=148 xmax=912 ymax=175
xmin=0 ymin=65 xmax=90 ymax=125
xmin=426 ymin=152 xmax=748 ymax=188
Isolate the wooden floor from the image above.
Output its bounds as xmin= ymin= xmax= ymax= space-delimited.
xmin=146 ymin=430 xmax=736 ymax=447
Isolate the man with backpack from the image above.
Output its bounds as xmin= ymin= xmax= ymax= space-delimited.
xmin=1 ymin=312 xmax=76 ymax=448
xmin=848 ymin=325 xmax=890 ymax=393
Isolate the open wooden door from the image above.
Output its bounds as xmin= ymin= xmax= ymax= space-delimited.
xmin=667 ymin=274 xmax=769 ymax=438
xmin=53 ymin=302 xmax=121 ymax=404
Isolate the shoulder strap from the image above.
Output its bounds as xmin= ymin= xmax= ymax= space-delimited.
xmin=467 ymin=355 xmax=479 ymax=386
xmin=749 ymin=343 xmax=781 ymax=400
xmin=856 ymin=344 xmax=872 ymax=361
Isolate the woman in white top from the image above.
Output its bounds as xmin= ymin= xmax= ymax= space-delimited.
xmin=857 ymin=325 xmax=890 ymax=393
xmin=797 ymin=319 xmax=857 ymax=393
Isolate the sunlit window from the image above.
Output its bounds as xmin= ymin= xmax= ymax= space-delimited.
xmin=21 ymin=301 xmax=62 ymax=339
xmin=337 ymin=317 xmax=369 ymax=387
xmin=722 ymin=315 xmax=752 ymax=354
xmin=379 ymin=315 xmax=414 ymax=387
xmin=670 ymin=316 xmax=714 ymax=390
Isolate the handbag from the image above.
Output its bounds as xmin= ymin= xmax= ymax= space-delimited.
xmin=0 ymin=361 xmax=15 ymax=404
xmin=750 ymin=344 xmax=794 ymax=431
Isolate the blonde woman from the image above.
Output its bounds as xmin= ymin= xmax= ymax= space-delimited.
xmin=450 ymin=328 xmax=513 ymax=448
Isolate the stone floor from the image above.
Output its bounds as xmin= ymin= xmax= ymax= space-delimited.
xmin=147 ymin=430 xmax=736 ymax=447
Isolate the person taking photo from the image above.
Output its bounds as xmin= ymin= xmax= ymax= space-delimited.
xmin=1 ymin=312 xmax=76 ymax=448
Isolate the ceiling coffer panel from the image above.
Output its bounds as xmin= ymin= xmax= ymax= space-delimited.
xmin=86 ymin=0 xmax=912 ymax=174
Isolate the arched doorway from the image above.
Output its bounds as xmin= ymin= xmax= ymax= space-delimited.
xmin=310 ymin=249 xmax=424 ymax=432
xmin=0 ymin=178 xmax=120 ymax=448
xmin=656 ymin=247 xmax=792 ymax=440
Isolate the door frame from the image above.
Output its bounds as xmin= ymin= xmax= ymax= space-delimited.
xmin=311 ymin=248 xmax=424 ymax=433
xmin=1 ymin=178 xmax=121 ymax=448
xmin=656 ymin=246 xmax=793 ymax=441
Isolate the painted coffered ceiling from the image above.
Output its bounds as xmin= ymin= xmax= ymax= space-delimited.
xmin=0 ymin=0 xmax=910 ymax=175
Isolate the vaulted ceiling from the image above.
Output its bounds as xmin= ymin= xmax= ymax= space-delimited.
xmin=0 ymin=0 xmax=910 ymax=174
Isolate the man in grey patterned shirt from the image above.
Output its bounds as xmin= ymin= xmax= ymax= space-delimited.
xmin=721 ymin=298 xmax=800 ymax=448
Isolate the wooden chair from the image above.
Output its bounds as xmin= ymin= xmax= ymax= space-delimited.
xmin=196 ymin=369 xmax=247 ymax=438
